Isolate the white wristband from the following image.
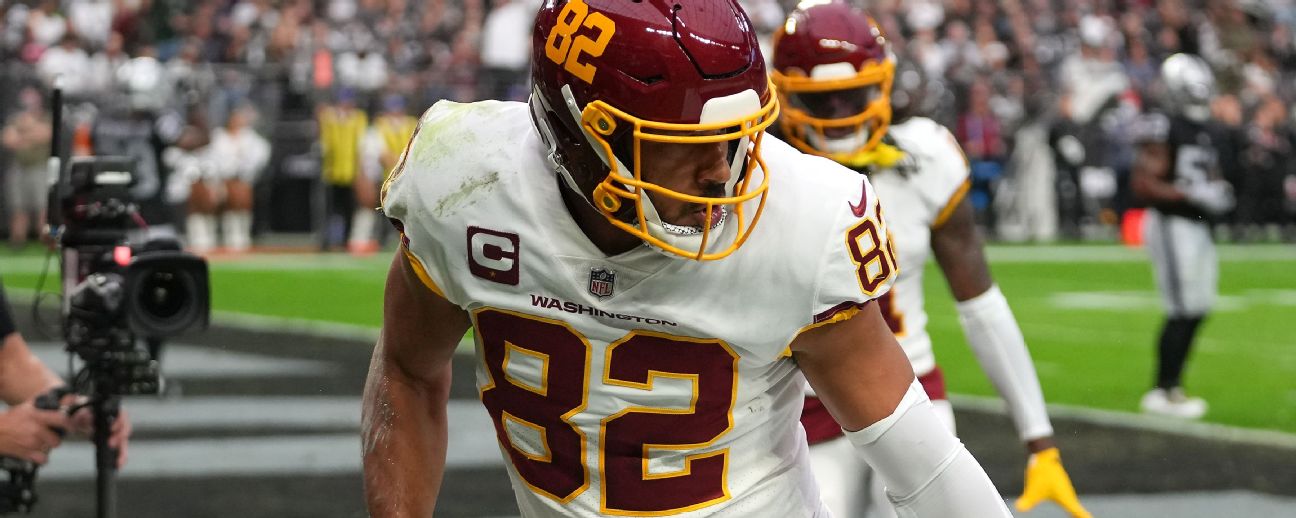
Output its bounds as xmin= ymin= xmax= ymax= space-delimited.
xmin=956 ymin=284 xmax=1054 ymax=441
xmin=844 ymin=379 xmax=1011 ymax=517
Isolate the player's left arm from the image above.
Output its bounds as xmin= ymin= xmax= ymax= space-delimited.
xmin=929 ymin=196 xmax=1090 ymax=518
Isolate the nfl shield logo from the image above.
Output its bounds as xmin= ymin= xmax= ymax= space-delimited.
xmin=588 ymin=268 xmax=615 ymax=298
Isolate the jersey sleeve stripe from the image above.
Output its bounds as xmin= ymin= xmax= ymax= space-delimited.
xmin=793 ymin=301 xmax=866 ymax=340
xmin=402 ymin=245 xmax=447 ymax=298
xmin=931 ymin=178 xmax=971 ymax=230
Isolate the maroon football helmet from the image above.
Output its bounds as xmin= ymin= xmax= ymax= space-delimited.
xmin=529 ymin=0 xmax=779 ymax=260
xmin=771 ymin=1 xmax=895 ymax=160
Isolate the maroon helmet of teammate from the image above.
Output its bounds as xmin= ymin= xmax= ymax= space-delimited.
xmin=771 ymin=1 xmax=895 ymax=160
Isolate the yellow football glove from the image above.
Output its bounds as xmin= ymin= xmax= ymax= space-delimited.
xmin=1015 ymin=447 xmax=1092 ymax=518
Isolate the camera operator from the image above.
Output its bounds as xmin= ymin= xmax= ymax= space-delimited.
xmin=0 ymin=280 xmax=131 ymax=469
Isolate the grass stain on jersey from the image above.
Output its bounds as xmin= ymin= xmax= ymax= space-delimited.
xmin=434 ymin=171 xmax=500 ymax=217
xmin=408 ymin=101 xmax=475 ymax=168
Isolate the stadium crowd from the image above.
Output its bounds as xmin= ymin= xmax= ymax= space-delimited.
xmin=2 ymin=0 xmax=1295 ymax=251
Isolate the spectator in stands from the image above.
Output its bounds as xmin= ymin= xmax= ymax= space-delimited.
xmin=168 ymin=37 xmax=216 ymax=108
xmin=1212 ymin=94 xmax=1246 ymax=231
xmin=478 ymin=0 xmax=534 ymax=101
xmin=1124 ymin=36 xmax=1160 ymax=96
xmin=84 ymin=30 xmax=129 ymax=96
xmin=1286 ymin=170 xmax=1296 ymax=241
xmin=1059 ymin=15 xmax=1128 ymax=128
xmin=1 ymin=86 xmax=50 ymax=249
xmin=1236 ymin=95 xmax=1292 ymax=240
xmin=317 ymin=88 xmax=367 ymax=252
xmin=739 ymin=0 xmax=784 ymax=64
xmin=959 ymin=78 xmax=1006 ymax=226
xmin=3 ymin=0 xmax=1294 ymax=241
xmin=353 ymin=93 xmax=417 ymax=254
xmin=22 ymin=0 xmax=65 ymax=60
xmin=66 ymin=0 xmax=113 ymax=50
xmin=1000 ymin=88 xmax=1061 ymax=242
xmin=166 ymin=107 xmax=215 ymax=253
xmin=909 ymin=21 xmax=949 ymax=81
xmin=205 ymin=102 xmax=270 ymax=253
xmin=336 ymin=32 xmax=389 ymax=111
xmin=1054 ymin=14 xmax=1130 ymax=237
xmin=35 ymin=34 xmax=89 ymax=96
xmin=1241 ymin=48 xmax=1281 ymax=104
xmin=942 ymin=20 xmax=980 ymax=84
xmin=328 ymin=0 xmax=359 ymax=23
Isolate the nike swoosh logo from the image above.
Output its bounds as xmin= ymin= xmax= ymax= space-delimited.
xmin=847 ymin=180 xmax=868 ymax=217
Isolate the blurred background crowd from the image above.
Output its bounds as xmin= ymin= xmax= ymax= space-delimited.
xmin=2 ymin=0 xmax=1296 ymax=253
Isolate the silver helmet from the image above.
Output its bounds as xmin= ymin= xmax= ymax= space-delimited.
xmin=1160 ymin=53 xmax=1215 ymax=122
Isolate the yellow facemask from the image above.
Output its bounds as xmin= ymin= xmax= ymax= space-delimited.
xmin=772 ymin=58 xmax=895 ymax=161
xmin=580 ymin=86 xmax=781 ymax=261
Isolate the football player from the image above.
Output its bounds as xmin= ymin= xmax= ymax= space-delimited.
xmin=361 ymin=0 xmax=1011 ymax=516
xmin=770 ymin=3 xmax=1088 ymax=517
xmin=1130 ymin=54 xmax=1232 ymax=419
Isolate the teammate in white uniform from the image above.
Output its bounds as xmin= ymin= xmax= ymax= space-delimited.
xmin=770 ymin=3 xmax=1088 ymax=517
xmin=361 ymin=0 xmax=1011 ymax=516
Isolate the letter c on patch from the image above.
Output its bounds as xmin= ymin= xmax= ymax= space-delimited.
xmin=467 ymin=226 xmax=520 ymax=285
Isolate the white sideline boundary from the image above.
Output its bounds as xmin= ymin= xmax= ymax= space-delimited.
xmin=8 ymin=288 xmax=1294 ymax=449
xmin=208 ymin=310 xmax=483 ymax=352
xmin=5 ymin=244 xmax=1293 ymax=275
xmin=983 ymin=243 xmax=1296 ymax=263
xmin=2 ymin=287 xmax=476 ymax=352
xmin=951 ymin=394 xmax=1296 ymax=451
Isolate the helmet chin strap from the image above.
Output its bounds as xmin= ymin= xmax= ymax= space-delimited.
xmin=530 ymin=85 xmax=608 ymax=214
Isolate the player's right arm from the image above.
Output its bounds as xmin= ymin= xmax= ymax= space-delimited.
xmin=1130 ymin=113 xmax=1232 ymax=216
xmin=362 ymin=249 xmax=472 ymax=517
xmin=1131 ymin=140 xmax=1185 ymax=207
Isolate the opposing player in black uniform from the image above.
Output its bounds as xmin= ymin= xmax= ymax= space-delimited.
xmin=1131 ymin=53 xmax=1233 ymax=419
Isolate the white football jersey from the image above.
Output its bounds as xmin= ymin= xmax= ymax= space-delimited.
xmin=866 ymin=117 xmax=971 ymax=377
xmin=383 ymin=100 xmax=897 ymax=517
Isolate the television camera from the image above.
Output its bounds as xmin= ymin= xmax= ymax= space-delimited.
xmin=0 ymin=84 xmax=210 ymax=518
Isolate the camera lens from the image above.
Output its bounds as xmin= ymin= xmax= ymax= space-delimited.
xmin=125 ymin=252 xmax=209 ymax=338
xmin=128 ymin=264 xmax=199 ymax=337
xmin=136 ymin=269 xmax=190 ymax=320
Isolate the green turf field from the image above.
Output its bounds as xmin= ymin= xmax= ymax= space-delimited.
xmin=3 ymin=244 xmax=1294 ymax=433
